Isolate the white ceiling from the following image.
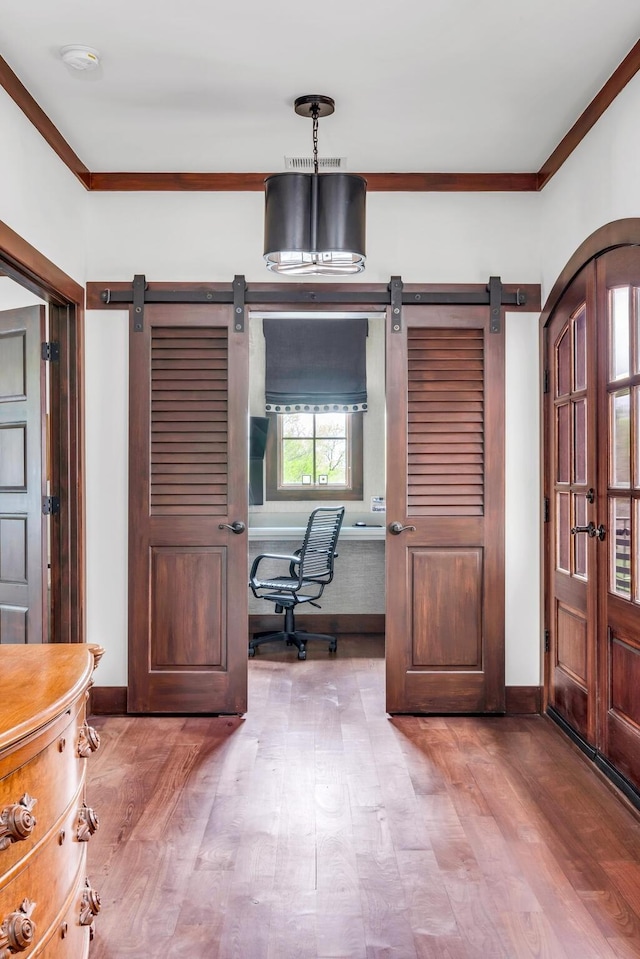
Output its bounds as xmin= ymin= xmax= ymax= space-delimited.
xmin=1 ymin=0 xmax=639 ymax=175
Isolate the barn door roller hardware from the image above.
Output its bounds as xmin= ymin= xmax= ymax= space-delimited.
xmin=99 ymin=275 xmax=527 ymax=333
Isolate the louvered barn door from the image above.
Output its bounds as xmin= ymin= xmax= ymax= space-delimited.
xmin=128 ymin=303 xmax=248 ymax=714
xmin=386 ymin=305 xmax=505 ymax=713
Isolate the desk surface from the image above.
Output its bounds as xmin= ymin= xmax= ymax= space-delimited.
xmin=248 ymin=525 xmax=386 ymax=541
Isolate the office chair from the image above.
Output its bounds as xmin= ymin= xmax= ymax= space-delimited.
xmin=248 ymin=506 xmax=345 ymax=660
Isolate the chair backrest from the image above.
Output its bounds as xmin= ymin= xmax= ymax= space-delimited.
xmin=298 ymin=506 xmax=345 ymax=583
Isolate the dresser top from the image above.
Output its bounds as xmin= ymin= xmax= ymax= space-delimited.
xmin=0 ymin=644 xmax=103 ymax=752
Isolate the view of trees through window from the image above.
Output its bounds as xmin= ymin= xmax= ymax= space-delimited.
xmin=280 ymin=413 xmax=349 ymax=487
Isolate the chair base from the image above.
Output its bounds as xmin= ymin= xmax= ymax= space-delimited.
xmin=248 ymin=628 xmax=338 ymax=661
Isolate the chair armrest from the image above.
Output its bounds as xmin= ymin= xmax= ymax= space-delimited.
xmin=249 ymin=552 xmax=301 ymax=582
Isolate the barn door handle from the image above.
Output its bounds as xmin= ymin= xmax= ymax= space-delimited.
xmin=218 ymin=521 xmax=246 ymax=534
xmin=388 ymin=522 xmax=416 ymax=535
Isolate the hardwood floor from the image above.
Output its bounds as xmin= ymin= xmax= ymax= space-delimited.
xmin=87 ymin=636 xmax=640 ymax=958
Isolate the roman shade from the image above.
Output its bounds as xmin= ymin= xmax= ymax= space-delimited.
xmin=263 ymin=318 xmax=368 ymax=412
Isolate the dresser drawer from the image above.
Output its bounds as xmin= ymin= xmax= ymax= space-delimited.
xmin=0 ymin=701 xmax=97 ymax=882
xmin=29 ymin=864 xmax=95 ymax=959
xmin=0 ymin=783 xmax=91 ymax=957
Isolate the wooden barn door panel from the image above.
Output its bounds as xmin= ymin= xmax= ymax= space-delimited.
xmin=386 ymin=305 xmax=505 ymax=714
xmin=128 ymin=304 xmax=248 ymax=714
xmin=0 ymin=306 xmax=45 ymax=644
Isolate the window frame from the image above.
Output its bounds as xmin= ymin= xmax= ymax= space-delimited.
xmin=265 ymin=411 xmax=363 ymax=501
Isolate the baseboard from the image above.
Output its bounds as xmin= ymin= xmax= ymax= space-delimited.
xmin=249 ymin=613 xmax=385 ymax=635
xmin=547 ymin=706 xmax=640 ymax=814
xmin=89 ymin=685 xmax=127 ymax=716
xmin=88 ymin=644 xmax=536 ymax=720
xmin=505 ymin=686 xmax=542 ymax=715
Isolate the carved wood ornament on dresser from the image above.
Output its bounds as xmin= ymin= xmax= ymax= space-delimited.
xmin=0 ymin=644 xmax=103 ymax=958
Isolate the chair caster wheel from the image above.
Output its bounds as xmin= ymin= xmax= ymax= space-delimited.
xmin=329 ymin=642 xmax=337 ymax=653
xmin=248 ymin=647 xmax=255 ymax=658
xmin=298 ymin=649 xmax=307 ymax=660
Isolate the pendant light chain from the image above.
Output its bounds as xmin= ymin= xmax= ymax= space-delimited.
xmin=312 ymin=103 xmax=319 ymax=175
xmin=263 ymin=93 xmax=366 ymax=274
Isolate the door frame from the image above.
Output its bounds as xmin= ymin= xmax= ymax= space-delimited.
xmin=0 ymin=218 xmax=85 ymax=644
xmin=541 ymin=218 xmax=640 ymax=717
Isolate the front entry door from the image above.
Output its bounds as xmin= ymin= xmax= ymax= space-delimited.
xmin=0 ymin=306 xmax=46 ymax=644
xmin=128 ymin=303 xmax=249 ymax=713
xmin=546 ymin=245 xmax=640 ymax=795
xmin=596 ymin=248 xmax=640 ymax=787
xmin=385 ymin=304 xmax=505 ymax=713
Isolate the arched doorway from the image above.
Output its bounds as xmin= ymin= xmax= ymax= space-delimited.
xmin=543 ymin=219 xmax=640 ymax=799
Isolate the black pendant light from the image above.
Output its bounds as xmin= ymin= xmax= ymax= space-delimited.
xmin=264 ymin=95 xmax=367 ymax=275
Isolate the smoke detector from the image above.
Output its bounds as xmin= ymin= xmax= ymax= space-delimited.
xmin=60 ymin=45 xmax=101 ymax=71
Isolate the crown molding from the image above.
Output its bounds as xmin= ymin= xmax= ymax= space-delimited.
xmin=87 ymin=171 xmax=539 ymax=192
xmin=2 ymin=38 xmax=640 ymax=194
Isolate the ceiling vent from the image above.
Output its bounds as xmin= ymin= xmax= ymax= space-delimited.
xmin=285 ymin=156 xmax=347 ymax=171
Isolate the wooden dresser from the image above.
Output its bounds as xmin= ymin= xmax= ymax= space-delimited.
xmin=0 ymin=644 xmax=103 ymax=958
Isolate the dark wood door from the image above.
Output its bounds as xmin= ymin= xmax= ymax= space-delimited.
xmin=385 ymin=304 xmax=505 ymax=713
xmin=0 ymin=306 xmax=46 ymax=644
xmin=128 ymin=304 xmax=249 ymax=713
xmin=546 ymin=265 xmax=598 ymax=742
xmin=596 ymin=247 xmax=640 ymax=787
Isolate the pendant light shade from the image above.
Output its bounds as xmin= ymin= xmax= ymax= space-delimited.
xmin=264 ymin=172 xmax=366 ymax=275
xmin=263 ymin=95 xmax=367 ymax=275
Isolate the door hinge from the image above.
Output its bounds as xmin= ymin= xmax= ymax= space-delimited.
xmin=543 ymin=369 xmax=550 ymax=393
xmin=42 ymin=495 xmax=60 ymax=516
xmin=41 ymin=341 xmax=60 ymax=362
xmin=544 ymin=629 xmax=550 ymax=653
xmin=544 ymin=497 xmax=550 ymax=523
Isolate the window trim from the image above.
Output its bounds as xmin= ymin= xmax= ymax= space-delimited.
xmin=265 ymin=411 xmax=363 ymax=501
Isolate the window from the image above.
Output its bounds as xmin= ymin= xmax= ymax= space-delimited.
xmin=266 ymin=411 xmax=363 ymax=501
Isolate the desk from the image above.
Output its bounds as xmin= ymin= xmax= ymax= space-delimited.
xmin=248 ymin=526 xmax=386 ymax=615
xmin=248 ymin=525 xmax=386 ymax=542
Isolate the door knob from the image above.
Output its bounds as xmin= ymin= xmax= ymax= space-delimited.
xmin=388 ymin=522 xmax=417 ymax=535
xmin=218 ymin=521 xmax=246 ymax=534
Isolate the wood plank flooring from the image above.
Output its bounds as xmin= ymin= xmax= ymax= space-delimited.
xmin=87 ymin=636 xmax=640 ymax=958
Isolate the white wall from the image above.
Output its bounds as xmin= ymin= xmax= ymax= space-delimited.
xmin=539 ymin=70 xmax=640 ymax=302
xmin=0 ymin=276 xmax=44 ymax=309
xmin=505 ymin=312 xmax=541 ymax=686
xmin=84 ymin=311 xmax=129 ymax=686
xmin=0 ymin=87 xmax=87 ymax=282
